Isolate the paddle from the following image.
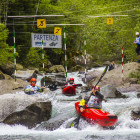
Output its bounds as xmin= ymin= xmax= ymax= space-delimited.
xmin=70 ymin=65 xmax=108 ymax=129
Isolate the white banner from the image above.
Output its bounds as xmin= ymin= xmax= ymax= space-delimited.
xmin=31 ymin=33 xmax=62 ymax=48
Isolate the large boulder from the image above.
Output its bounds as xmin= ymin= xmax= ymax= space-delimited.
xmin=90 ymin=62 xmax=140 ymax=88
xmin=0 ymin=71 xmax=5 ymax=80
xmin=0 ymin=62 xmax=14 ymax=76
xmin=0 ymin=79 xmax=29 ymax=95
xmin=0 ymin=94 xmax=52 ymax=128
xmin=71 ymin=65 xmax=84 ymax=72
xmin=131 ymin=107 xmax=140 ymax=120
xmin=68 ymin=54 xmax=95 ymax=69
xmin=49 ymin=65 xmax=65 ymax=73
xmin=82 ymin=70 xmax=102 ymax=83
xmin=41 ymin=73 xmax=66 ymax=87
xmin=100 ymin=84 xmax=126 ymax=98
xmin=16 ymin=70 xmax=38 ymax=81
xmin=3 ymin=101 xmax=52 ymax=128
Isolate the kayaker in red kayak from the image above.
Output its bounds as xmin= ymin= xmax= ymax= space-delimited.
xmin=79 ymin=86 xmax=104 ymax=112
xmin=65 ymin=78 xmax=76 ymax=87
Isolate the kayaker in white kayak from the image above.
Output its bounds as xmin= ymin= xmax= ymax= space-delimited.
xmin=25 ymin=78 xmax=44 ymax=95
xmin=79 ymin=86 xmax=104 ymax=112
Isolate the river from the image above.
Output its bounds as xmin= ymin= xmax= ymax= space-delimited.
xmin=0 ymin=68 xmax=140 ymax=140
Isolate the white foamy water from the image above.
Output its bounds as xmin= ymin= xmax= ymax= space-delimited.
xmin=0 ymin=67 xmax=140 ymax=140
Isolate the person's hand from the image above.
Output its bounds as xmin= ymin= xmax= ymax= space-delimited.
xmin=41 ymin=87 xmax=46 ymax=89
xmin=80 ymin=107 xmax=85 ymax=112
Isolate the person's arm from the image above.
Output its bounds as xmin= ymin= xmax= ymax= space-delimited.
xmin=37 ymin=86 xmax=45 ymax=92
xmin=25 ymin=85 xmax=32 ymax=95
xmin=95 ymin=91 xmax=104 ymax=100
xmin=133 ymin=39 xmax=137 ymax=44
xmin=79 ymin=96 xmax=89 ymax=112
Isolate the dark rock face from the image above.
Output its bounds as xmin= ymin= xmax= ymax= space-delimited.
xmin=26 ymin=70 xmax=38 ymax=82
xmin=0 ymin=63 xmax=14 ymax=76
xmin=137 ymin=93 xmax=140 ymax=98
xmin=35 ymin=113 xmax=72 ymax=131
xmin=0 ymin=71 xmax=5 ymax=80
xmin=71 ymin=65 xmax=83 ymax=72
xmin=41 ymin=74 xmax=66 ymax=87
xmin=3 ymin=101 xmax=52 ymax=128
xmin=131 ymin=107 xmax=140 ymax=120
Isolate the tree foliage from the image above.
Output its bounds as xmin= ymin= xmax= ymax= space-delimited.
xmin=1 ymin=0 xmax=140 ymax=67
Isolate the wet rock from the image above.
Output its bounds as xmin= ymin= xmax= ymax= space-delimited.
xmin=3 ymin=101 xmax=52 ymax=128
xmin=49 ymin=65 xmax=65 ymax=73
xmin=129 ymin=78 xmax=138 ymax=84
xmin=131 ymin=107 xmax=140 ymax=120
xmin=26 ymin=70 xmax=38 ymax=82
xmin=0 ymin=79 xmax=28 ymax=95
xmin=101 ymin=84 xmax=126 ymax=98
xmin=81 ymin=86 xmax=91 ymax=92
xmin=16 ymin=70 xmax=38 ymax=81
xmin=82 ymin=70 xmax=101 ymax=83
xmin=71 ymin=65 xmax=83 ymax=72
xmin=103 ymin=61 xmax=111 ymax=66
xmin=36 ymin=113 xmax=72 ymax=131
xmin=117 ymin=84 xmax=140 ymax=93
xmin=68 ymin=54 xmax=95 ymax=69
xmin=90 ymin=62 xmax=140 ymax=88
xmin=0 ymin=71 xmax=5 ymax=80
xmin=137 ymin=93 xmax=140 ymax=98
xmin=41 ymin=74 xmax=66 ymax=87
xmin=0 ymin=62 xmax=14 ymax=76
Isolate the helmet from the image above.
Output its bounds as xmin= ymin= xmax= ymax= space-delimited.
xmin=30 ymin=78 xmax=37 ymax=86
xmin=136 ymin=32 xmax=139 ymax=35
xmin=70 ymin=78 xmax=74 ymax=81
xmin=92 ymin=86 xmax=100 ymax=91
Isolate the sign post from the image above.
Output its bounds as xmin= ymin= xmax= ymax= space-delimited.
xmin=54 ymin=27 xmax=62 ymax=35
xmin=13 ymin=20 xmax=16 ymax=82
xmin=64 ymin=26 xmax=67 ymax=82
xmin=37 ymin=19 xmax=46 ymax=86
xmin=84 ymin=36 xmax=86 ymax=83
xmin=107 ymin=18 xmax=113 ymax=25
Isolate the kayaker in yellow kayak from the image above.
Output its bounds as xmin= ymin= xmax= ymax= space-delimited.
xmin=79 ymin=86 xmax=104 ymax=112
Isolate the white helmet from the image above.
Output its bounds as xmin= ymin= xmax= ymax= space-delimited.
xmin=136 ymin=32 xmax=139 ymax=35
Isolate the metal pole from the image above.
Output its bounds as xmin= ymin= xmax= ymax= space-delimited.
xmin=13 ymin=20 xmax=16 ymax=82
xmin=122 ymin=45 xmax=124 ymax=81
xmin=64 ymin=26 xmax=67 ymax=82
xmin=42 ymin=30 xmax=45 ymax=86
xmin=84 ymin=36 xmax=87 ymax=83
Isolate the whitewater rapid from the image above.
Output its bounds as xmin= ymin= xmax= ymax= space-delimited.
xmin=0 ymin=68 xmax=140 ymax=140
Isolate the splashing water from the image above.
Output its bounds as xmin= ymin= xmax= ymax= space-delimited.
xmin=0 ymin=68 xmax=140 ymax=140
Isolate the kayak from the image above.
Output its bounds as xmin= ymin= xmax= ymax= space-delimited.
xmin=75 ymin=102 xmax=118 ymax=127
xmin=62 ymin=86 xmax=76 ymax=96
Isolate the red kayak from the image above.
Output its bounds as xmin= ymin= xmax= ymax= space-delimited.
xmin=75 ymin=102 xmax=118 ymax=127
xmin=62 ymin=86 xmax=76 ymax=96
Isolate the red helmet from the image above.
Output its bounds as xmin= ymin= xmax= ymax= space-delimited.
xmin=30 ymin=78 xmax=37 ymax=86
xmin=92 ymin=85 xmax=100 ymax=91
xmin=70 ymin=78 xmax=74 ymax=81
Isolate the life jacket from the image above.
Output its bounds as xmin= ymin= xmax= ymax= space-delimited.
xmin=25 ymin=85 xmax=40 ymax=94
xmin=65 ymin=83 xmax=75 ymax=87
xmin=87 ymin=95 xmax=102 ymax=109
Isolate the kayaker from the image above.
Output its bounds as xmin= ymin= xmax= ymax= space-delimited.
xmin=133 ymin=32 xmax=140 ymax=63
xmin=79 ymin=86 xmax=105 ymax=112
xmin=108 ymin=61 xmax=115 ymax=71
xmin=65 ymin=78 xmax=75 ymax=86
xmin=25 ymin=78 xmax=44 ymax=95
